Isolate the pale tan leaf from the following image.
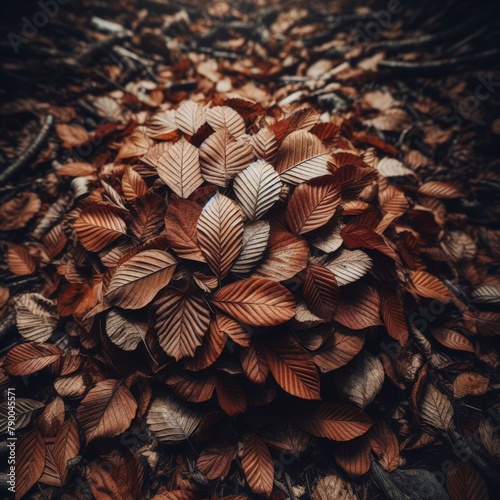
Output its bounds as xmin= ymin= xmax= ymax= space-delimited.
xmin=325 ymin=249 xmax=373 ymax=286
xmin=122 ymin=166 xmax=148 ymax=202
xmin=234 ymin=160 xmax=282 ymax=221
xmin=56 ymin=123 xmax=89 ymax=148
xmin=77 ymin=379 xmax=137 ymax=442
xmin=441 ymin=231 xmax=476 ymax=262
xmin=14 ymin=293 xmax=59 ymax=342
xmin=106 ymin=309 xmax=148 ymax=350
xmin=471 ymin=284 xmax=500 ymax=304
xmin=251 ymin=127 xmax=278 ymax=163
xmin=154 ymin=288 xmax=210 ymax=360
xmin=335 ymin=350 xmax=385 ymax=409
xmin=232 ymin=221 xmax=270 ymax=274
xmin=146 ymin=393 xmax=202 ymax=444
xmin=420 ymin=383 xmax=454 ymax=431
xmin=310 ymin=223 xmax=344 ymax=254
xmin=312 ymin=473 xmax=356 ymax=500
xmin=212 ymin=278 xmax=296 ymax=326
xmin=377 ymin=157 xmax=415 ymax=177
xmin=105 ymin=249 xmax=177 ymax=309
xmin=197 ymin=192 xmax=244 ymax=278
xmin=157 ymin=137 xmax=203 ymax=198
xmin=207 ymin=106 xmax=246 ymax=137
xmin=175 ymin=100 xmax=206 ymax=135
xmin=0 ymin=398 xmax=44 ymax=434
xmin=74 ymin=206 xmax=127 ymax=252
xmin=200 ymin=129 xmax=253 ymax=187
xmin=146 ymin=109 xmax=177 ymax=138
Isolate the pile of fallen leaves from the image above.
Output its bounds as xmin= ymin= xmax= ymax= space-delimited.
xmin=1 ymin=1 xmax=500 ymax=499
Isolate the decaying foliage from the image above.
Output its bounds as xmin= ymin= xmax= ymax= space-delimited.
xmin=1 ymin=0 xmax=499 ymax=498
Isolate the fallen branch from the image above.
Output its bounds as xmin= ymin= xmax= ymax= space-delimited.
xmin=377 ymin=49 xmax=499 ymax=75
xmin=0 ymin=114 xmax=54 ymax=186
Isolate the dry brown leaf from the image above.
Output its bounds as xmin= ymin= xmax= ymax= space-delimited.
xmin=77 ymin=379 xmax=137 ymax=442
xmin=212 ymin=278 xmax=296 ymax=326
xmin=154 ymin=288 xmax=210 ymax=360
xmin=105 ymin=249 xmax=177 ymax=309
xmin=197 ymin=192 xmax=244 ymax=278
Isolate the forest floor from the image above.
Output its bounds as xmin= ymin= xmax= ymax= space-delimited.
xmin=0 ymin=0 xmax=499 ymax=499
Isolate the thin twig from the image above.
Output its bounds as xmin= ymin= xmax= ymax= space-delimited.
xmin=377 ymin=49 xmax=499 ymax=75
xmin=0 ymin=114 xmax=54 ymax=186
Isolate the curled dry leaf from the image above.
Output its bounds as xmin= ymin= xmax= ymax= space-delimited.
xmin=311 ymin=473 xmax=356 ymax=500
xmin=164 ymin=197 xmax=206 ymax=262
xmin=6 ymin=244 xmax=36 ymax=275
xmin=105 ymin=249 xmax=177 ymax=309
xmin=211 ymin=278 xmax=296 ymax=326
xmin=14 ymin=293 xmax=59 ymax=342
xmin=274 ymin=130 xmax=330 ymax=184
xmin=4 ymin=342 xmax=63 ymax=376
xmin=0 ymin=192 xmax=41 ymax=231
xmin=106 ymin=309 xmax=148 ymax=351
xmin=453 ymin=372 xmax=489 ymax=398
xmin=196 ymin=439 xmax=238 ymax=480
xmin=313 ymin=329 xmax=365 ymax=373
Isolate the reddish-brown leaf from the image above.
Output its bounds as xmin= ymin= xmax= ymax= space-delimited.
xmin=154 ymin=288 xmax=210 ymax=360
xmin=303 ymin=264 xmax=339 ymax=321
xmin=255 ymin=226 xmax=308 ymax=281
xmin=294 ymin=401 xmax=372 ymax=441
xmin=240 ymin=433 xmax=274 ymax=498
xmin=4 ymin=342 xmax=63 ymax=376
xmin=335 ymin=286 xmax=383 ymax=330
xmin=77 ymin=379 xmax=137 ymax=442
xmin=196 ymin=439 xmax=238 ymax=480
xmin=263 ymin=335 xmax=320 ymax=399
xmin=446 ymin=461 xmax=490 ymax=500
xmin=164 ymin=197 xmax=206 ymax=262
xmin=286 ymin=176 xmax=341 ymax=235
xmin=334 ymin=435 xmax=371 ymax=476
xmin=15 ymin=429 xmax=46 ymax=500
